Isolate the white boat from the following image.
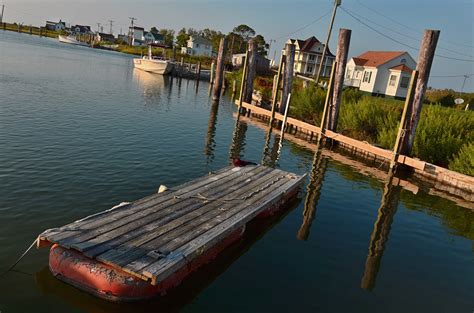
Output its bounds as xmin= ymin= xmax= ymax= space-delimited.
xmin=133 ymin=45 xmax=174 ymax=75
xmin=58 ymin=35 xmax=89 ymax=47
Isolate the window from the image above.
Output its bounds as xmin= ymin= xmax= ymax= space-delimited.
xmin=389 ymin=75 xmax=397 ymax=86
xmin=309 ymin=54 xmax=316 ymax=61
xmin=346 ymin=69 xmax=352 ymax=78
xmin=196 ymin=43 xmax=200 ymax=48
xmin=400 ymin=76 xmax=410 ymax=88
xmin=400 ymin=58 xmax=406 ymax=64
xmin=363 ymin=71 xmax=372 ymax=83
xmin=307 ymin=65 xmax=314 ymax=73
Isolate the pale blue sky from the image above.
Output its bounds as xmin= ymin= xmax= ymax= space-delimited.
xmin=3 ymin=0 xmax=474 ymax=91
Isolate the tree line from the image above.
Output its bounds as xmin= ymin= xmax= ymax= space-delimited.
xmin=149 ymin=24 xmax=269 ymax=57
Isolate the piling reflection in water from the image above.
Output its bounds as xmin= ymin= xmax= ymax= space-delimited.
xmin=297 ymin=145 xmax=328 ymax=241
xmin=361 ymin=171 xmax=401 ymax=291
xmin=229 ymin=113 xmax=248 ymax=160
xmin=261 ymin=125 xmax=283 ymax=168
xmin=204 ymin=101 xmax=219 ymax=163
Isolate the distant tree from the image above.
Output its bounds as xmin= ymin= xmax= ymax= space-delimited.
xmin=159 ymin=28 xmax=175 ymax=46
xmin=253 ymin=34 xmax=269 ymax=57
xmin=176 ymin=28 xmax=189 ymax=47
xmin=150 ymin=26 xmax=159 ymax=33
xmin=233 ymin=24 xmax=255 ymax=42
xmin=200 ymin=28 xmax=224 ymax=52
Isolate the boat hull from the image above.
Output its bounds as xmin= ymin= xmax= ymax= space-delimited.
xmin=133 ymin=58 xmax=174 ymax=75
xmin=58 ymin=35 xmax=89 ymax=47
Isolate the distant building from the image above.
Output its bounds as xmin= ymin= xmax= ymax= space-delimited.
xmin=71 ymin=25 xmax=92 ymax=35
xmin=286 ymin=36 xmax=335 ymax=77
xmin=117 ymin=34 xmax=129 ymax=43
xmin=144 ymin=31 xmax=164 ymax=45
xmin=129 ymin=26 xmax=145 ymax=46
xmin=232 ymin=53 xmax=271 ymax=73
xmin=181 ymin=36 xmax=213 ymax=57
xmin=96 ymin=32 xmax=115 ymax=43
xmin=344 ymin=51 xmax=417 ymax=99
xmin=45 ymin=20 xmax=66 ymax=32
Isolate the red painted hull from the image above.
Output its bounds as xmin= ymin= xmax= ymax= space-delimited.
xmin=48 ymin=187 xmax=299 ymax=302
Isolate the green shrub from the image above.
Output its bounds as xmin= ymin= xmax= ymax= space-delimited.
xmin=412 ymin=105 xmax=474 ymax=166
xmin=448 ymin=143 xmax=474 ymax=176
xmin=289 ymin=83 xmax=326 ymax=124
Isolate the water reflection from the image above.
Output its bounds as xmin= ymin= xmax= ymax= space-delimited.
xmin=297 ymin=145 xmax=328 ymax=241
xmin=204 ymin=101 xmax=219 ymax=163
xmin=229 ymin=114 xmax=248 ymax=160
xmin=133 ymin=69 xmax=169 ymax=104
xmin=261 ymin=126 xmax=282 ymax=168
xmin=361 ymin=172 xmax=401 ymax=291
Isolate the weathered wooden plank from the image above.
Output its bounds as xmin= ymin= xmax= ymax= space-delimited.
xmin=98 ymin=168 xmax=286 ymax=269
xmin=142 ymin=174 xmax=305 ymax=284
xmin=59 ymin=166 xmax=264 ymax=249
xmin=78 ymin=166 xmax=273 ymax=257
xmin=121 ymin=172 xmax=294 ymax=277
xmin=41 ymin=166 xmax=256 ymax=243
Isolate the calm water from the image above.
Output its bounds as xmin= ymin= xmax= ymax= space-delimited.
xmin=0 ymin=31 xmax=473 ymax=313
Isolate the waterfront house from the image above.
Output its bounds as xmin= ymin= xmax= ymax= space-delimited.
xmin=129 ymin=26 xmax=145 ymax=46
xmin=144 ymin=31 xmax=165 ymax=45
xmin=232 ymin=53 xmax=271 ymax=73
xmin=344 ymin=51 xmax=417 ymax=99
xmin=286 ymin=36 xmax=335 ymax=77
xmin=71 ymin=25 xmax=92 ymax=35
xmin=45 ymin=20 xmax=66 ymax=32
xmin=181 ymin=36 xmax=213 ymax=57
xmin=96 ymin=32 xmax=115 ymax=43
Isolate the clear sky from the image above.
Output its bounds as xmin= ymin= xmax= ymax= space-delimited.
xmin=2 ymin=0 xmax=474 ymax=91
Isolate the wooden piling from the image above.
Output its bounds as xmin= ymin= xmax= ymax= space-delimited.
xmin=212 ymin=37 xmax=227 ymax=101
xmin=317 ymin=63 xmax=337 ymax=142
xmin=270 ymin=54 xmax=285 ymax=125
xmin=29 ymin=26 xmax=33 ymax=35
xmin=327 ymin=28 xmax=351 ymax=131
xmin=279 ymin=43 xmax=295 ymax=114
xmin=172 ymin=46 xmax=177 ymax=61
xmin=210 ymin=61 xmax=215 ymax=84
xmin=232 ymin=80 xmax=237 ymax=96
xmin=243 ymin=39 xmax=257 ymax=104
xmin=196 ymin=61 xmax=201 ymax=81
xmin=399 ymin=29 xmax=440 ymax=156
xmin=238 ymin=50 xmax=249 ymax=112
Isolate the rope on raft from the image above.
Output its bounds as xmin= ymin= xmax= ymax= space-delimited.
xmin=0 ymin=238 xmax=38 ymax=278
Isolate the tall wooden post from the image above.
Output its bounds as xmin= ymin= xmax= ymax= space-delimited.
xmin=29 ymin=26 xmax=32 ymax=34
xmin=172 ymin=45 xmax=176 ymax=61
xmin=243 ymin=39 xmax=257 ymax=104
xmin=279 ymin=43 xmax=295 ymax=114
xmin=327 ymin=28 xmax=351 ymax=131
xmin=317 ymin=63 xmax=337 ymax=142
xmin=238 ymin=51 xmax=249 ymax=112
xmin=399 ymin=29 xmax=440 ymax=156
xmin=270 ymin=53 xmax=285 ymax=125
xmin=196 ymin=61 xmax=201 ymax=81
xmin=210 ymin=61 xmax=215 ymax=84
xmin=212 ymin=37 xmax=227 ymax=101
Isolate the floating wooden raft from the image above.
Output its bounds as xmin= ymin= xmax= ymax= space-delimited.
xmin=38 ymin=165 xmax=305 ymax=289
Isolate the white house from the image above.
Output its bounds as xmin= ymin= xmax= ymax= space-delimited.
xmin=285 ymin=36 xmax=335 ymax=77
xmin=344 ymin=51 xmax=417 ymax=99
xmin=70 ymin=25 xmax=92 ymax=35
xmin=45 ymin=20 xmax=66 ymax=32
xmin=129 ymin=26 xmax=145 ymax=46
xmin=144 ymin=31 xmax=164 ymax=45
xmin=181 ymin=36 xmax=213 ymax=57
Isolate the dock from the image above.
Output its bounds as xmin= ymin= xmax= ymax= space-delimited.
xmin=38 ymin=165 xmax=305 ymax=288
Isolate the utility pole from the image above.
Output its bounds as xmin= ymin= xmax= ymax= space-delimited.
xmin=314 ymin=0 xmax=341 ymax=86
xmin=108 ymin=20 xmax=114 ymax=35
xmin=100 ymin=25 xmax=104 ymax=33
xmin=0 ymin=4 xmax=5 ymax=24
xmin=96 ymin=23 xmax=101 ymax=33
xmin=128 ymin=17 xmax=137 ymax=46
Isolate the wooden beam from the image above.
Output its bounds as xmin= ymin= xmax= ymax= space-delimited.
xmin=270 ymin=53 xmax=285 ymax=125
xmin=237 ymin=50 xmax=249 ymax=112
xmin=399 ymin=29 xmax=440 ymax=156
xmin=327 ymin=28 xmax=351 ymax=131
xmin=243 ymin=40 xmax=257 ymax=104
xmin=212 ymin=37 xmax=227 ymax=101
xmin=318 ymin=62 xmax=337 ymax=142
xmin=280 ymin=43 xmax=295 ymax=114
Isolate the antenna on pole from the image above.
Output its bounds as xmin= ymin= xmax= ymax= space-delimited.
xmin=108 ymin=20 xmax=114 ymax=35
xmin=314 ymin=0 xmax=341 ymax=86
xmin=128 ymin=17 xmax=137 ymax=46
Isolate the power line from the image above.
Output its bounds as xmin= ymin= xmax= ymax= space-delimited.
xmin=346 ymin=6 xmax=474 ymax=58
xmin=355 ymin=0 xmax=474 ymax=49
xmin=340 ymin=6 xmax=474 ymax=63
xmin=272 ymin=9 xmax=332 ymax=40
xmin=430 ymin=74 xmax=474 ymax=78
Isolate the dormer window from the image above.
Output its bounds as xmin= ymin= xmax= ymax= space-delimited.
xmin=401 ymin=58 xmax=406 ymax=64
